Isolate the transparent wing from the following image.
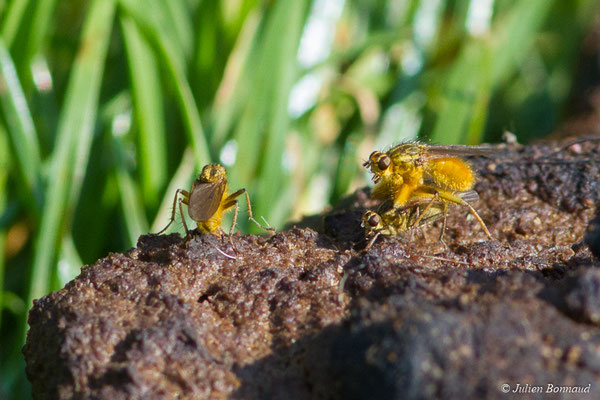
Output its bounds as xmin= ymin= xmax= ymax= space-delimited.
xmin=188 ymin=180 xmax=226 ymax=221
xmin=424 ymin=144 xmax=495 ymax=159
xmin=457 ymin=190 xmax=480 ymax=204
xmin=417 ymin=203 xmax=446 ymax=225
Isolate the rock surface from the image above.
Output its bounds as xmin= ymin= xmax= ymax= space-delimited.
xmin=24 ymin=139 xmax=600 ymax=399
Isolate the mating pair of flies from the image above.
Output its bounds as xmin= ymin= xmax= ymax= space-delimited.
xmin=361 ymin=142 xmax=494 ymax=248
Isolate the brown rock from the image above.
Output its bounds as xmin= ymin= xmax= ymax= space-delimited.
xmin=24 ymin=139 xmax=600 ymax=399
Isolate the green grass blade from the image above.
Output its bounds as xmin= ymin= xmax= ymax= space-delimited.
xmin=120 ymin=0 xmax=211 ymax=166
xmin=0 ymin=125 xmax=9 ymax=332
xmin=253 ymin=0 xmax=310 ymax=227
xmin=0 ymin=0 xmax=29 ymax=47
xmin=120 ymin=15 xmax=166 ymax=208
xmin=191 ymin=0 xmax=225 ymax=113
xmin=331 ymin=131 xmax=361 ymax=203
xmin=115 ymin=160 xmax=148 ymax=245
xmin=430 ymin=40 xmax=491 ymax=144
xmin=464 ymin=43 xmax=492 ymax=145
xmin=159 ymin=34 xmax=211 ymax=167
xmin=210 ymin=10 xmax=261 ymax=151
xmin=111 ymin=128 xmax=149 ymax=245
xmin=431 ymin=0 xmax=555 ymax=144
xmin=491 ymin=0 xmax=555 ymax=86
xmin=230 ymin=1 xmax=307 ymax=203
xmin=28 ymin=0 xmax=116 ymax=308
xmin=22 ymin=0 xmax=58 ymax=65
xmin=163 ymin=0 xmax=193 ymax=59
xmin=0 ymin=38 xmax=42 ymax=206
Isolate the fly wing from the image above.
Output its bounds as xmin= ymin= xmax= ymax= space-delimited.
xmin=415 ymin=205 xmax=445 ymax=226
xmin=375 ymin=198 xmax=396 ymax=214
xmin=423 ymin=144 xmax=495 ymax=160
xmin=457 ymin=190 xmax=480 ymax=204
xmin=188 ymin=180 xmax=226 ymax=221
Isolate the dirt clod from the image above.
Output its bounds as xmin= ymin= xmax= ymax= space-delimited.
xmin=24 ymin=139 xmax=600 ymax=399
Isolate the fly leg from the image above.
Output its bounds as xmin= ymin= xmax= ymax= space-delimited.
xmin=438 ymin=191 xmax=492 ymax=239
xmin=364 ymin=232 xmax=382 ymax=251
xmin=224 ymin=189 xmax=275 ymax=233
xmin=218 ymin=196 xmax=241 ymax=254
xmin=157 ymin=189 xmax=190 ymax=235
xmin=438 ymin=202 xmax=448 ymax=247
xmin=463 ymin=201 xmax=491 ymax=239
xmin=410 ymin=204 xmax=427 ymax=241
xmin=412 ymin=192 xmax=440 ymax=227
xmin=179 ymin=198 xmax=190 ymax=236
xmin=410 ymin=206 xmax=420 ymax=241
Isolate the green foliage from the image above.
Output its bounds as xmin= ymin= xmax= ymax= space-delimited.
xmin=0 ymin=0 xmax=598 ymax=397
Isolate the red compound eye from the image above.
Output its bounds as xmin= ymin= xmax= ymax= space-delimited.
xmin=368 ymin=213 xmax=380 ymax=227
xmin=377 ymin=156 xmax=391 ymax=171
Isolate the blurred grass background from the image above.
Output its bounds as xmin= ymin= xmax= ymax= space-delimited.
xmin=1 ymin=0 xmax=599 ymax=397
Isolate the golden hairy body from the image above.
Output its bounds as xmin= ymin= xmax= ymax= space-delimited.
xmin=158 ymin=164 xmax=272 ymax=236
xmin=426 ymin=157 xmax=475 ymax=192
xmin=189 ymin=164 xmax=231 ymax=233
xmin=364 ymin=142 xmax=492 ymax=239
